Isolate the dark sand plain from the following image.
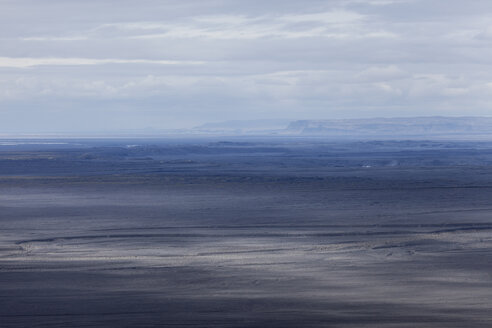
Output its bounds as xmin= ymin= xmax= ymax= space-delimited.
xmin=0 ymin=138 xmax=491 ymax=327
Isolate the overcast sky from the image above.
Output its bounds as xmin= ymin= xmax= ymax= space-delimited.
xmin=2 ymin=0 xmax=492 ymax=132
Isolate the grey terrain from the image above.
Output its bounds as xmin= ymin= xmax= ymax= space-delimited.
xmin=0 ymin=138 xmax=491 ymax=327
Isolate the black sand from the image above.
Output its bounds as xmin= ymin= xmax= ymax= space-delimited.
xmin=1 ymin=139 xmax=491 ymax=327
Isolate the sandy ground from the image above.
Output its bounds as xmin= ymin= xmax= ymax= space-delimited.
xmin=0 ymin=140 xmax=491 ymax=327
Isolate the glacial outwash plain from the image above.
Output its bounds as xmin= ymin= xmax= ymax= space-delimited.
xmin=1 ymin=137 xmax=492 ymax=327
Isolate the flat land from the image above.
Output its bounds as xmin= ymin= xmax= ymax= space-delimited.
xmin=0 ymin=138 xmax=491 ymax=327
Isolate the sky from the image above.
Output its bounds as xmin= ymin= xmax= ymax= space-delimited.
xmin=2 ymin=0 xmax=492 ymax=132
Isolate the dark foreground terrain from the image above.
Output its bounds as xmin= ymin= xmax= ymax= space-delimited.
xmin=0 ymin=138 xmax=491 ymax=327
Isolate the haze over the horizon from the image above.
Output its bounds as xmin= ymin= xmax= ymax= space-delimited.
xmin=2 ymin=0 xmax=492 ymax=133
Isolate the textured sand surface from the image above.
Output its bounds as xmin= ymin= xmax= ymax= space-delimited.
xmin=0 ymin=139 xmax=491 ymax=327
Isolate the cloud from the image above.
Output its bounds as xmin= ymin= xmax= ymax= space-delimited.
xmin=20 ymin=36 xmax=89 ymax=41
xmin=0 ymin=57 xmax=205 ymax=68
xmin=278 ymin=10 xmax=364 ymax=24
xmin=2 ymin=0 xmax=492 ymax=131
xmin=358 ymin=65 xmax=409 ymax=82
xmin=346 ymin=0 xmax=414 ymax=6
xmin=85 ymin=10 xmax=396 ymax=40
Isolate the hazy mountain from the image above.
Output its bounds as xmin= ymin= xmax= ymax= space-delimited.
xmin=286 ymin=117 xmax=492 ymax=138
xmin=194 ymin=119 xmax=291 ymax=134
xmin=24 ymin=117 xmax=492 ymax=138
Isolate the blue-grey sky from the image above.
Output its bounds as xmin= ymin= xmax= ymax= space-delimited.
xmin=2 ymin=0 xmax=492 ymax=132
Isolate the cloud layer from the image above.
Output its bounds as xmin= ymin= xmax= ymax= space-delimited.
xmin=2 ymin=0 xmax=492 ymax=132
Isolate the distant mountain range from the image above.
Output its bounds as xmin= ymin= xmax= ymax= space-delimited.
xmin=194 ymin=119 xmax=291 ymax=133
xmin=7 ymin=117 xmax=492 ymax=138
xmin=284 ymin=117 xmax=492 ymax=137
xmin=189 ymin=116 xmax=492 ymax=138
